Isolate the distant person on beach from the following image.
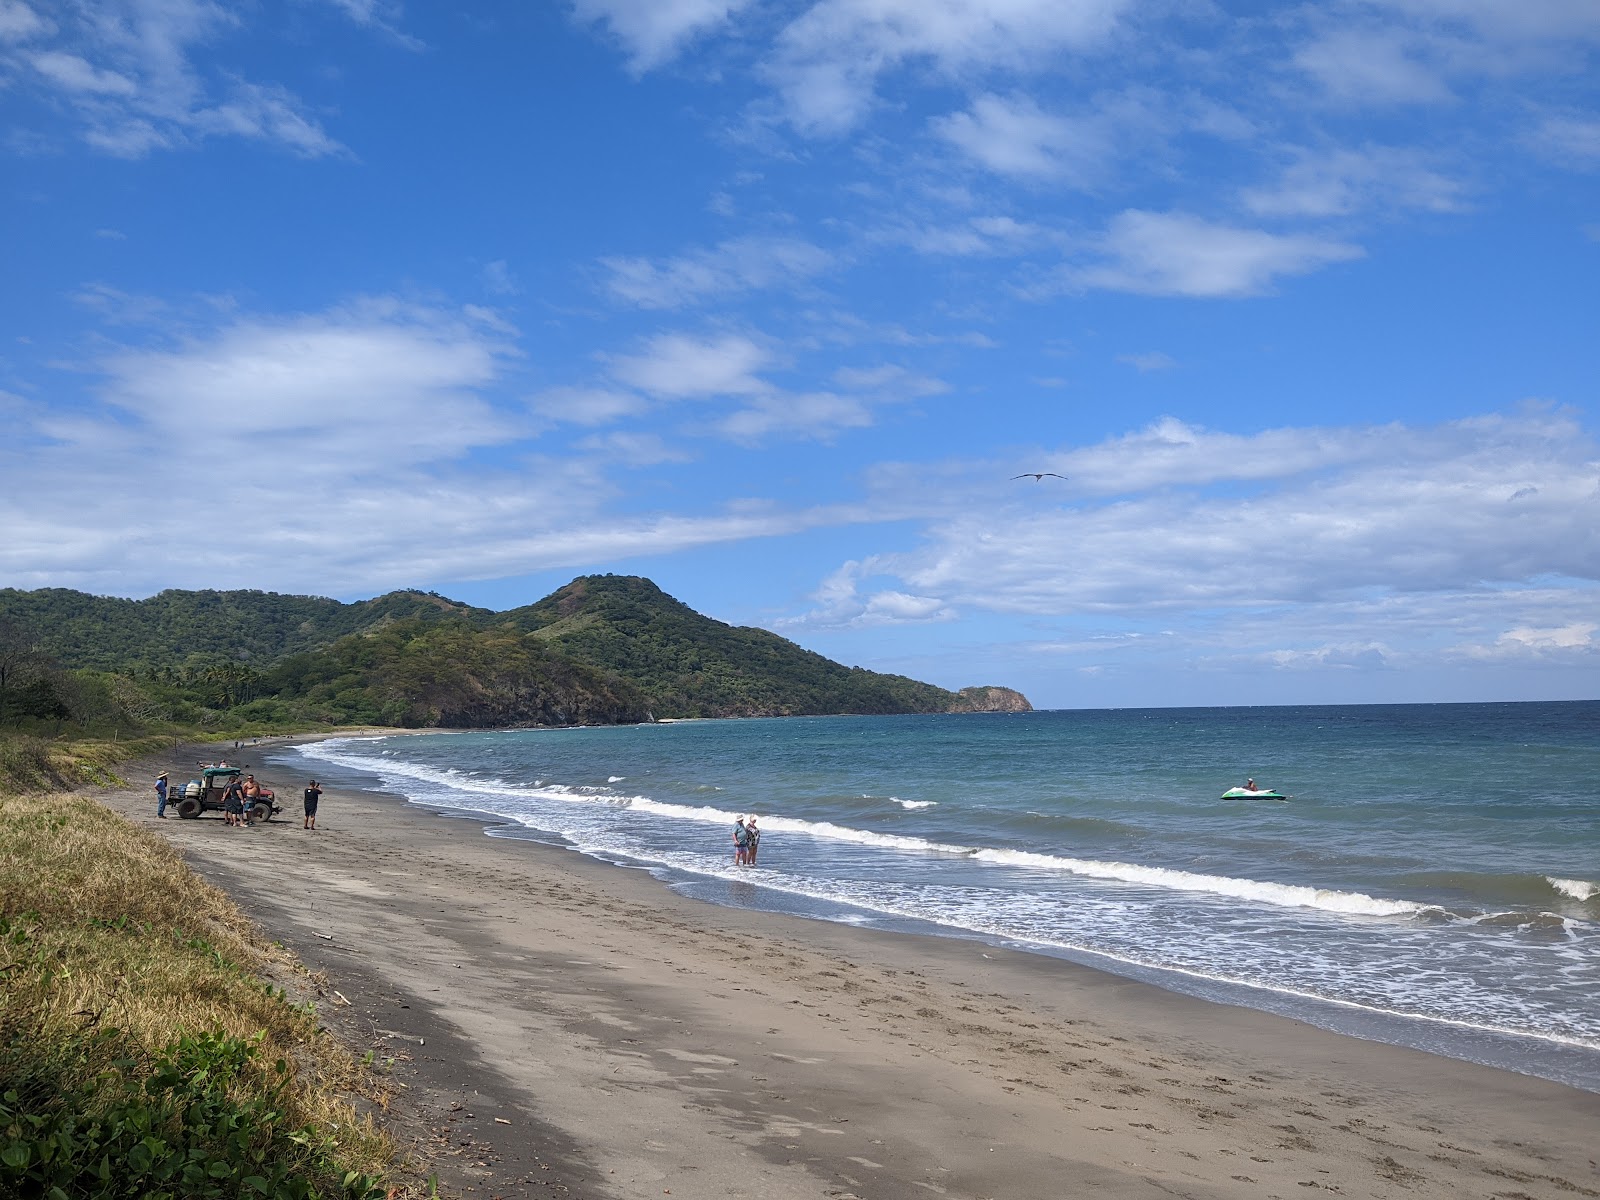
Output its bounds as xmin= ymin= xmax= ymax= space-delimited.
xmin=733 ymin=816 xmax=748 ymax=865
xmin=154 ymin=772 xmax=168 ymax=819
xmin=745 ymin=816 xmax=759 ymax=865
xmin=303 ymin=780 xmax=322 ymax=830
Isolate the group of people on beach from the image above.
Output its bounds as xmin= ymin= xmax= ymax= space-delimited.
xmin=153 ymin=767 xmax=322 ymax=830
xmin=220 ymin=773 xmax=266 ymax=826
xmin=732 ymin=814 xmax=760 ymax=866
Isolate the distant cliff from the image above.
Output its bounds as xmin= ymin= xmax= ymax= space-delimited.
xmin=948 ymin=686 xmax=1033 ymax=713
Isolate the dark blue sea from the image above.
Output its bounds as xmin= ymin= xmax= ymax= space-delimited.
xmin=288 ymin=701 xmax=1600 ymax=1090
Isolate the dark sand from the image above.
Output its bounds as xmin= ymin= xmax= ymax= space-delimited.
xmin=92 ymin=741 xmax=1600 ymax=1199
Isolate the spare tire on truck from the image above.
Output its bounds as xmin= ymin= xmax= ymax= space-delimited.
xmin=176 ymin=797 xmax=201 ymax=819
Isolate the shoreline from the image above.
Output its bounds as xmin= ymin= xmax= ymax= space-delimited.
xmin=288 ymin=728 xmax=1600 ymax=1094
xmin=96 ymin=739 xmax=1600 ymax=1199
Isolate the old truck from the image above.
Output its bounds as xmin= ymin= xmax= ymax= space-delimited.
xmin=173 ymin=766 xmax=281 ymax=822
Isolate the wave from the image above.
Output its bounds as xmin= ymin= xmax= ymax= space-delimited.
xmin=1548 ymin=877 xmax=1600 ymax=903
xmin=1403 ymin=870 xmax=1600 ymax=915
xmin=892 ymin=797 xmax=936 ymax=810
xmin=296 ymin=740 xmax=1423 ymax=919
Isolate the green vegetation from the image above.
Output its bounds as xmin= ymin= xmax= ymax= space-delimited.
xmin=0 ymin=574 xmax=1028 ymax=736
xmin=0 ymin=794 xmax=417 ymax=1198
xmin=507 ymin=576 xmax=965 ymax=718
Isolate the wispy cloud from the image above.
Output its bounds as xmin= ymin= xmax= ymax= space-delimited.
xmin=1293 ymin=26 xmax=1455 ymax=107
xmin=608 ymin=332 xmax=772 ymax=398
xmin=601 ymin=236 xmax=834 ymax=309
xmin=1241 ymin=145 xmax=1467 ymax=217
xmin=767 ymin=0 xmax=1134 ymax=135
xmin=1069 ymin=211 xmax=1364 ymax=298
xmin=4 ymin=0 xmax=343 ymax=157
xmin=1526 ymin=112 xmax=1600 ymax=167
xmin=572 ymin=0 xmax=754 ymax=72
xmin=932 ymin=93 xmax=1114 ymax=182
xmin=775 ymin=410 xmax=1600 ymax=676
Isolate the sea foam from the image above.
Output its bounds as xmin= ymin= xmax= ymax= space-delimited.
xmin=297 ymin=740 xmax=1421 ymax=919
xmin=1548 ymin=877 xmax=1600 ymax=902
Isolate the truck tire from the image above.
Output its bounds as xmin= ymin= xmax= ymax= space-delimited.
xmin=176 ymin=797 xmax=201 ymax=819
xmin=250 ymin=801 xmax=273 ymax=824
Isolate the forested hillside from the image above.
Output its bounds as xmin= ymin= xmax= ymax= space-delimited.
xmin=507 ymin=576 xmax=965 ymax=718
xmin=0 ymin=575 xmax=1029 ymax=735
xmin=0 ymin=586 xmax=485 ymax=670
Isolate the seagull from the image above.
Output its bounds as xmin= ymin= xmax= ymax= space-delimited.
xmin=1012 ymin=472 xmax=1068 ymax=481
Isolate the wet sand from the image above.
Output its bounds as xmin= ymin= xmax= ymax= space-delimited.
xmin=96 ymin=744 xmax=1600 ymax=1199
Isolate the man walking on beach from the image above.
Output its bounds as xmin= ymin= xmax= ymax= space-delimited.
xmin=303 ymin=779 xmax=322 ymax=830
xmin=154 ymin=772 xmax=168 ymax=819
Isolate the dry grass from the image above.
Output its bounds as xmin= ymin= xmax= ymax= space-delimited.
xmin=0 ymin=732 xmax=178 ymax=797
xmin=0 ymin=792 xmax=417 ymax=1194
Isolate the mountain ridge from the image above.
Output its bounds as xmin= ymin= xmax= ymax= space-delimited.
xmin=0 ymin=575 xmax=1031 ymax=728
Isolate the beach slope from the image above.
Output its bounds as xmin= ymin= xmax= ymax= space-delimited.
xmin=92 ymin=758 xmax=1599 ymax=1200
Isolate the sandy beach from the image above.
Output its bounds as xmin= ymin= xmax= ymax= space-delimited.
xmin=92 ymin=742 xmax=1599 ymax=1200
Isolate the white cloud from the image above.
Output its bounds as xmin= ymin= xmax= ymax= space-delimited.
xmin=1293 ymin=27 xmax=1455 ymax=106
xmin=601 ymin=236 xmax=833 ymax=309
xmin=575 ymin=430 xmax=695 ymax=465
xmin=572 ymin=0 xmax=754 ymax=71
xmin=1457 ymin=622 xmax=1599 ymax=662
xmin=89 ymin=301 xmax=515 ymax=463
xmin=769 ymin=0 xmax=1133 ymax=134
xmin=0 ymin=296 xmax=864 ymax=596
xmin=608 ymin=332 xmax=772 ymax=398
xmin=883 ymin=410 xmax=1600 ymax=615
xmin=717 ymin=390 xmax=872 ymax=443
xmin=888 ymin=214 xmax=1050 ymax=257
xmin=10 ymin=0 xmax=343 ymax=157
xmin=932 ymin=93 xmax=1113 ymax=182
xmin=1526 ymin=113 xmax=1600 ymax=167
xmin=531 ymin=385 xmax=650 ymax=426
xmin=775 ymin=561 xmax=956 ymax=630
xmin=1242 ymin=145 xmax=1467 ymax=217
xmin=29 ymin=50 xmax=136 ymax=94
xmin=0 ymin=0 xmax=45 ymax=41
xmin=321 ymin=0 xmax=422 ymax=48
xmin=1070 ymin=211 xmax=1365 ymax=298
xmin=481 ymin=260 xmax=520 ymax=295
xmin=1371 ymin=0 xmax=1600 ymax=44
xmin=831 ymin=363 xmax=947 ymax=398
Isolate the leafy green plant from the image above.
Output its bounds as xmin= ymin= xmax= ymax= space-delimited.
xmin=0 ymin=1031 xmax=385 ymax=1199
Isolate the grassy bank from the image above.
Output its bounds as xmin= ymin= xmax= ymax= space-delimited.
xmin=0 ymin=732 xmax=182 ymax=796
xmin=0 ymin=792 xmax=420 ymax=1198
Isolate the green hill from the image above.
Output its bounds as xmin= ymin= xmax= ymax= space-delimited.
xmin=0 ymin=586 xmax=486 ymax=671
xmin=0 ymin=576 xmax=1030 ymax=731
xmin=506 ymin=575 xmax=974 ymax=718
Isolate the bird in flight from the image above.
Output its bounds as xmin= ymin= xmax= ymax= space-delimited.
xmin=1012 ymin=472 xmax=1068 ymax=481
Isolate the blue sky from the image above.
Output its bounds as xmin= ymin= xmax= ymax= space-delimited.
xmin=1 ymin=0 xmax=1597 ymax=709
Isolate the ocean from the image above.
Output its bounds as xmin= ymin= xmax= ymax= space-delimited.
xmin=284 ymin=701 xmax=1600 ymax=1091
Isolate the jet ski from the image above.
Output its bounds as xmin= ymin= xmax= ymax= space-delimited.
xmin=1221 ymin=786 xmax=1288 ymax=800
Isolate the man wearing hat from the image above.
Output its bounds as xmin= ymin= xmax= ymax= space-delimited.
xmin=154 ymin=772 xmax=169 ymax=819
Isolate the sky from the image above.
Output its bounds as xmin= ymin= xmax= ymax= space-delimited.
xmin=1 ymin=0 xmax=1597 ymax=710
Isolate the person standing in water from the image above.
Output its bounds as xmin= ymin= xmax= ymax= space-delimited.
xmin=745 ymin=816 xmax=760 ymax=865
xmin=732 ymin=816 xmax=748 ymax=865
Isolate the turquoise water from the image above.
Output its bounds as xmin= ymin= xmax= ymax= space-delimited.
xmin=291 ymin=701 xmax=1600 ymax=1089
